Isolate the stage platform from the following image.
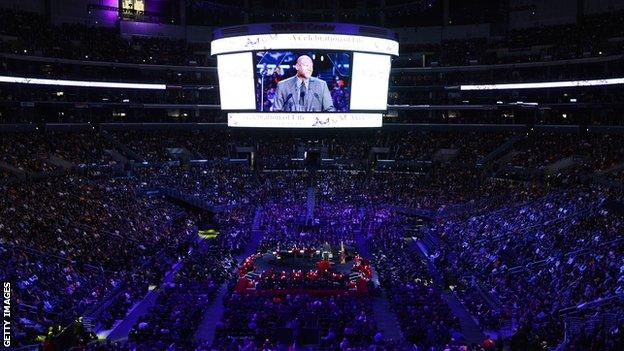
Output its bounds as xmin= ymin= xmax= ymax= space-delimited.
xmin=235 ymin=245 xmax=373 ymax=295
xmin=252 ymin=250 xmax=356 ymax=275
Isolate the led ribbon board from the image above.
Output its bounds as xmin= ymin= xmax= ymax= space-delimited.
xmin=211 ymin=33 xmax=399 ymax=56
xmin=228 ymin=113 xmax=383 ymax=128
xmin=0 ymin=75 xmax=166 ymax=90
xmin=213 ymin=25 xmax=399 ymax=128
xmin=460 ymin=78 xmax=624 ymax=90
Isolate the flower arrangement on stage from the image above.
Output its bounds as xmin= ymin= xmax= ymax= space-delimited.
xmin=234 ymin=249 xmax=373 ymax=295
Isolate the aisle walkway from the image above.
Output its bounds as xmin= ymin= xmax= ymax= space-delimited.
xmin=370 ymin=293 xmax=404 ymax=343
xmin=193 ymin=207 xmax=265 ymax=345
xmin=306 ymin=186 xmax=315 ymax=224
xmin=105 ymin=260 xmax=183 ymax=342
xmin=354 ymin=223 xmax=403 ymax=344
xmin=442 ymin=292 xmax=486 ymax=344
xmin=410 ymin=238 xmax=485 ymax=344
xmin=192 ymin=284 xmax=228 ymax=345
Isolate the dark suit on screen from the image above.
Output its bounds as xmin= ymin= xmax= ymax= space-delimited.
xmin=273 ymin=76 xmax=335 ymax=112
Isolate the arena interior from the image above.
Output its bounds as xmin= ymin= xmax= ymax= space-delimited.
xmin=1 ymin=1 xmax=624 ymax=350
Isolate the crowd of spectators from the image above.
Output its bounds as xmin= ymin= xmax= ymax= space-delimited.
xmin=212 ymin=294 xmax=381 ymax=350
xmin=2 ymin=8 xmax=624 ymax=69
xmin=0 ymin=9 xmax=208 ymax=66
xmin=1 ymin=128 xmax=623 ymax=350
xmin=0 ymin=131 xmax=116 ymax=174
xmin=128 ymin=238 xmax=237 ymax=350
xmin=111 ymin=130 xmax=230 ymax=163
xmin=366 ymin=208 xmax=466 ymax=349
xmin=422 ymin=187 xmax=623 ymax=349
xmin=395 ymin=9 xmax=624 ymax=67
xmin=211 ymin=169 xmax=384 ymax=350
xmin=0 ymin=176 xmax=192 ymax=346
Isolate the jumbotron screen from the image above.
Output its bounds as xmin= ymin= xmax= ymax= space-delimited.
xmin=211 ymin=30 xmax=399 ymax=128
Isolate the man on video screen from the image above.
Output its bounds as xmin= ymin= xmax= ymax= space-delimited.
xmin=273 ymin=55 xmax=335 ymax=112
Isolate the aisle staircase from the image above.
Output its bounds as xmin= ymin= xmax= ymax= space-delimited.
xmin=193 ymin=206 xmax=265 ymax=345
xmin=306 ymin=186 xmax=316 ymax=225
xmin=410 ymin=238 xmax=485 ymax=344
xmin=104 ymin=260 xmax=184 ymax=342
xmin=354 ymin=213 xmax=404 ymax=345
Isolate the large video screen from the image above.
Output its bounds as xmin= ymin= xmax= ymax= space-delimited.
xmin=255 ymin=50 xmax=351 ymax=112
xmin=350 ymin=52 xmax=392 ymax=110
xmin=212 ymin=32 xmax=399 ymax=128
xmin=122 ymin=0 xmax=144 ymax=12
xmin=217 ymin=53 xmax=256 ymax=110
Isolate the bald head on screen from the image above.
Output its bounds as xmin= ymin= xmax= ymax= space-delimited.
xmin=295 ymin=55 xmax=314 ymax=80
xmin=272 ymin=54 xmax=335 ymax=112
